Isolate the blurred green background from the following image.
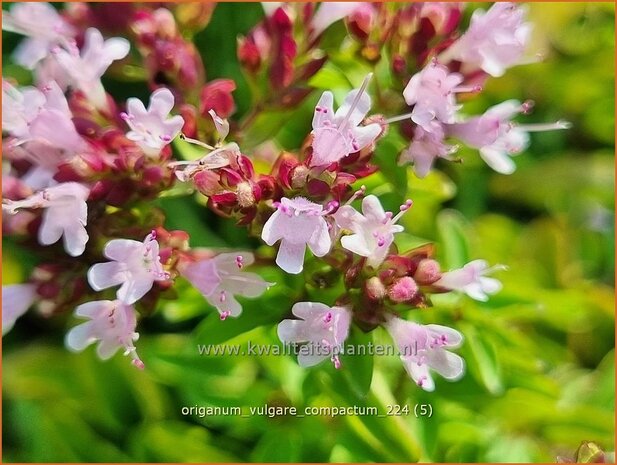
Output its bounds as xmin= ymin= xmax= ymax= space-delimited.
xmin=2 ymin=3 xmax=615 ymax=462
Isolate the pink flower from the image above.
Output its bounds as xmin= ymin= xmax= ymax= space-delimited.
xmin=65 ymin=300 xmax=144 ymax=369
xmin=2 ymin=284 xmax=37 ymax=335
xmin=310 ymin=75 xmax=381 ymax=167
xmin=435 ymin=259 xmax=506 ymax=301
xmin=181 ymin=252 xmax=273 ymax=319
xmin=2 ymin=2 xmax=75 ymax=69
xmin=310 ymin=2 xmax=363 ymax=37
xmin=262 ymin=197 xmax=332 ymax=274
xmin=122 ymin=88 xmax=185 ymax=157
xmin=53 ymin=28 xmax=130 ymax=108
xmin=2 ymin=80 xmax=45 ymax=139
xmin=2 ymin=80 xmax=85 ymax=189
xmin=403 ymin=61 xmax=467 ymax=131
xmin=399 ymin=124 xmax=458 ymax=178
xmin=3 ymin=80 xmax=84 ymax=156
xmin=3 ymin=182 xmax=90 ymax=257
xmin=277 ymin=302 xmax=351 ymax=368
xmin=443 ymin=3 xmax=532 ymax=77
xmin=384 ymin=316 xmax=464 ymax=391
xmin=335 ymin=195 xmax=411 ymax=268
xmin=88 ymin=231 xmax=169 ymax=305
xmin=448 ymin=100 xmax=571 ymax=174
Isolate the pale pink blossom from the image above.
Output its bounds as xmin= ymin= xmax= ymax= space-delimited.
xmin=181 ymin=252 xmax=273 ymax=319
xmin=311 ymin=75 xmax=381 ymax=167
xmin=2 ymin=284 xmax=37 ymax=335
xmin=435 ymin=259 xmax=506 ymax=301
xmin=402 ymin=61 xmax=470 ymax=131
xmin=399 ymin=124 xmax=458 ymax=178
xmin=53 ymin=28 xmax=130 ymax=109
xmin=65 ymin=300 xmax=144 ymax=369
xmin=262 ymin=197 xmax=333 ymax=274
xmin=448 ymin=100 xmax=571 ymax=174
xmin=442 ymin=2 xmax=532 ymax=77
xmin=2 ymin=2 xmax=75 ymax=69
xmin=335 ymin=195 xmax=411 ymax=268
xmin=88 ymin=231 xmax=169 ymax=305
xmin=278 ymin=302 xmax=351 ymax=368
xmin=2 ymin=80 xmax=86 ymax=168
xmin=121 ymin=88 xmax=185 ymax=157
xmin=384 ymin=316 xmax=464 ymax=391
xmin=3 ymin=182 xmax=90 ymax=257
xmin=310 ymin=2 xmax=363 ymax=37
xmin=2 ymin=80 xmax=45 ymax=139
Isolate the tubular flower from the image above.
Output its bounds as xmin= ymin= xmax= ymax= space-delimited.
xmin=278 ymin=302 xmax=352 ymax=368
xmin=65 ymin=300 xmax=145 ymax=369
xmin=384 ymin=316 xmax=464 ymax=391
xmin=181 ymin=252 xmax=273 ymax=319
xmin=262 ymin=197 xmax=333 ymax=274
xmin=310 ymin=75 xmax=381 ymax=167
xmin=122 ymin=88 xmax=185 ymax=157
xmin=88 ymin=231 xmax=170 ymax=305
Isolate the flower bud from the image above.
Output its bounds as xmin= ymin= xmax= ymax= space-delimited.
xmin=200 ymin=79 xmax=236 ymax=118
xmin=365 ymin=276 xmax=386 ymax=301
xmin=388 ymin=276 xmax=418 ymax=303
xmin=414 ymin=259 xmax=441 ymax=284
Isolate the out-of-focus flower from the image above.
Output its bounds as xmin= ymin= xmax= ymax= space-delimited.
xmin=335 ymin=195 xmax=411 ymax=268
xmin=399 ymin=125 xmax=458 ymax=178
xmin=3 ymin=182 xmax=90 ymax=257
xmin=403 ymin=61 xmax=470 ymax=131
xmin=122 ymin=88 xmax=184 ymax=157
xmin=384 ymin=316 xmax=464 ymax=391
xmin=2 ymin=2 xmax=75 ymax=69
xmin=65 ymin=299 xmax=144 ymax=369
xmin=448 ymin=100 xmax=571 ymax=174
xmin=53 ymin=27 xmax=130 ymax=109
xmin=435 ymin=259 xmax=506 ymax=301
xmin=3 ymin=80 xmax=85 ymax=155
xmin=278 ymin=301 xmax=351 ymax=368
xmin=310 ymin=2 xmax=363 ymax=37
xmin=181 ymin=252 xmax=272 ymax=319
xmin=262 ymin=197 xmax=332 ymax=274
xmin=442 ymin=2 xmax=532 ymax=77
xmin=311 ymin=75 xmax=381 ymax=167
xmin=199 ymin=79 xmax=236 ymax=119
xmin=2 ymin=284 xmax=37 ymax=335
xmin=88 ymin=231 xmax=170 ymax=305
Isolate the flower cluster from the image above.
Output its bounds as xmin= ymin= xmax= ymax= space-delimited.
xmin=3 ymin=2 xmax=568 ymax=391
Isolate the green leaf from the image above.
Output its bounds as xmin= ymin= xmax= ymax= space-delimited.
xmin=459 ymin=323 xmax=504 ymax=395
xmin=436 ymin=209 xmax=470 ymax=269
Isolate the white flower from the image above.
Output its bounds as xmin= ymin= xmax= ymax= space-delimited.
xmin=443 ymin=3 xmax=532 ymax=77
xmin=122 ymin=88 xmax=185 ymax=157
xmin=277 ymin=302 xmax=352 ymax=368
xmin=65 ymin=300 xmax=144 ymax=369
xmin=2 ymin=2 xmax=75 ymax=69
xmin=310 ymin=75 xmax=381 ymax=167
xmin=3 ymin=182 xmax=90 ymax=257
xmin=181 ymin=252 xmax=273 ymax=319
xmin=435 ymin=259 xmax=506 ymax=301
xmin=334 ymin=195 xmax=411 ymax=268
xmin=384 ymin=316 xmax=465 ymax=391
xmin=88 ymin=231 xmax=169 ymax=305
xmin=262 ymin=197 xmax=332 ymax=274
xmin=53 ymin=27 xmax=130 ymax=109
xmin=2 ymin=284 xmax=37 ymax=335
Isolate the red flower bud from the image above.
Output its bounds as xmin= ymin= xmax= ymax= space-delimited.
xmin=200 ymin=79 xmax=237 ymax=118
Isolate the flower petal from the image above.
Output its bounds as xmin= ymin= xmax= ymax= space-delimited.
xmin=275 ymin=240 xmax=306 ymax=274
